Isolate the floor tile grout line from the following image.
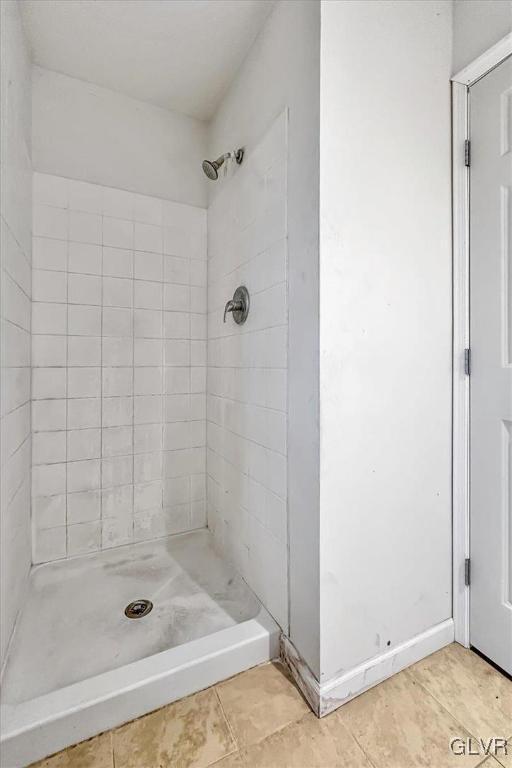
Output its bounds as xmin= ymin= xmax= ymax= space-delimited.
xmin=213 ymin=686 xmax=241 ymax=757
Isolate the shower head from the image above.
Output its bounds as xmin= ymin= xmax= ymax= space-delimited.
xmin=202 ymin=149 xmax=244 ymax=181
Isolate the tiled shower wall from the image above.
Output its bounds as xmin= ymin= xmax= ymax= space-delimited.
xmin=207 ymin=113 xmax=288 ymax=629
xmin=0 ymin=0 xmax=32 ymax=664
xmin=31 ymin=174 xmax=206 ymax=563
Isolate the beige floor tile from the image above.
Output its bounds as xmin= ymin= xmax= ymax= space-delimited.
xmin=410 ymin=644 xmax=512 ymax=741
xmin=495 ymin=735 xmax=512 ymax=768
xmin=215 ymin=662 xmax=309 ymax=748
xmin=241 ymin=711 xmax=371 ymax=768
xmin=112 ymin=688 xmax=236 ymax=768
xmin=29 ymin=732 xmax=113 ymax=768
xmin=338 ymin=669 xmax=483 ymax=768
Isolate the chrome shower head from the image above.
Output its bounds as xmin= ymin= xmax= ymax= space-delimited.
xmin=202 ymin=149 xmax=244 ymax=181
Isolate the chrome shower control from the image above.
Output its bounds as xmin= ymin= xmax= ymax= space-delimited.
xmin=223 ymin=286 xmax=249 ymax=324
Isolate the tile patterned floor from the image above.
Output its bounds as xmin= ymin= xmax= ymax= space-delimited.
xmin=30 ymin=644 xmax=512 ymax=768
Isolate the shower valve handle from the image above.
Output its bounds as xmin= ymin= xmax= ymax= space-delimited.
xmin=223 ymin=286 xmax=250 ymax=325
xmin=223 ymin=299 xmax=242 ymax=322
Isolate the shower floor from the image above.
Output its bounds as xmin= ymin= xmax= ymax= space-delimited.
xmin=2 ymin=529 xmax=261 ymax=705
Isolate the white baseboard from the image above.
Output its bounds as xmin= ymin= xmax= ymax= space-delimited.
xmin=281 ymin=618 xmax=454 ymax=717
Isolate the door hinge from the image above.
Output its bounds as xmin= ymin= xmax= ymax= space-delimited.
xmin=464 ymin=348 xmax=471 ymax=376
xmin=464 ymin=557 xmax=471 ymax=587
xmin=464 ymin=139 xmax=471 ymax=167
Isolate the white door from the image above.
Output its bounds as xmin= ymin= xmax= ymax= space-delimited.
xmin=470 ymin=56 xmax=512 ymax=675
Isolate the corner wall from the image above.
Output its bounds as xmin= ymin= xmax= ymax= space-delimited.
xmin=207 ymin=0 xmax=321 ymax=666
xmin=0 ymin=0 xmax=33 ymax=667
xmin=319 ymin=0 xmax=453 ymax=685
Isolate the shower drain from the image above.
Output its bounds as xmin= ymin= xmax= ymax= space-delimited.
xmin=124 ymin=599 xmax=153 ymax=619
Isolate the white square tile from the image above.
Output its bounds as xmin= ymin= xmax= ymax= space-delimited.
xmin=134 ymin=395 xmax=162 ymax=424
xmin=134 ymin=280 xmax=162 ymax=309
xmin=190 ymin=473 xmax=206 ymax=501
xmin=189 ymin=420 xmax=206 ymax=447
xmin=33 ymin=527 xmax=67 ymax=563
xmin=32 ymin=269 xmax=67 ymax=303
xmin=32 ymin=367 xmax=66 ymax=399
xmin=101 ymin=484 xmax=133 ymax=517
xmin=68 ymin=242 xmax=102 ymax=275
xmin=68 ymin=305 xmax=101 ymax=336
xmin=190 ymin=340 xmax=206 ymax=365
xmin=190 ymin=286 xmax=206 ymax=313
xmin=134 ymin=452 xmax=162 ymax=483
xmin=101 ymin=455 xmax=133 ymax=488
xmin=189 ymin=259 xmax=207 ymax=287
xmin=32 ymin=431 xmax=66 ymax=465
xmin=32 ymin=399 xmax=66 ymax=432
xmin=67 ymin=398 xmax=101 ymax=429
xmin=164 ymin=339 xmax=190 ymax=365
xmin=164 ymin=421 xmax=189 ymax=450
xmin=102 ymin=396 xmax=133 ymax=428
xmin=67 ymin=521 xmax=101 ymax=556
xmin=134 ymin=338 xmax=163 ymax=366
xmin=102 ymin=307 xmax=132 ymax=337
xmin=134 ymin=423 xmax=162 ymax=454
xmin=67 ymin=428 xmax=101 ymax=461
xmin=102 ymin=188 xmax=134 ymax=220
xmin=102 ymin=516 xmax=134 ymax=548
xmin=102 ymin=337 xmax=133 ymax=366
xmin=134 ymin=481 xmax=162 ymax=513
xmin=32 ymin=463 xmax=66 ymax=496
xmin=164 ymin=283 xmax=189 ymax=311
xmin=33 ymin=173 xmax=68 ymax=208
xmin=164 ymin=395 xmax=190 ymax=421
xmin=32 ymin=302 xmax=67 ymax=335
xmin=68 ymin=336 xmax=101 ymax=366
xmin=165 ymin=367 xmax=190 ymax=394
xmin=32 ymin=335 xmax=67 ymax=367
xmin=67 ymin=458 xmax=101 ymax=493
xmin=69 ymin=211 xmax=102 ymax=245
xmin=134 ymin=309 xmax=162 ymax=338
xmin=33 ymin=204 xmax=68 ymax=240
xmin=134 ymin=367 xmax=162 ymax=395
xmin=32 ymin=237 xmax=67 ymax=271
xmin=103 ymin=216 xmax=133 ymax=249
xmin=163 ymin=256 xmax=190 ymax=285
xmin=134 ymin=222 xmax=162 ymax=254
xmin=163 ymin=312 xmax=190 ymax=339
xmin=68 ymin=273 xmax=102 ymax=305
xmin=190 ymin=367 xmax=206 ymax=393
xmin=103 ymin=276 xmax=133 ymax=307
xmin=190 ymin=313 xmax=206 ymax=340
xmin=134 ymin=194 xmax=162 ymax=225
xmin=67 ymin=490 xmax=101 ymax=524
xmin=102 ymin=426 xmax=132 ymax=457
xmin=102 ymin=367 xmax=133 ymax=397
xmin=68 ymin=367 xmax=101 ymax=398
xmin=68 ymin=180 xmax=103 ymax=214
xmin=32 ymin=494 xmax=66 ymax=529
xmin=103 ymin=246 xmax=133 ymax=278
xmin=134 ymin=251 xmax=162 ymax=281
xmin=164 ymin=476 xmax=190 ymax=505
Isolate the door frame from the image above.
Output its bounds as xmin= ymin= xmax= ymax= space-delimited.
xmin=452 ymin=34 xmax=512 ymax=648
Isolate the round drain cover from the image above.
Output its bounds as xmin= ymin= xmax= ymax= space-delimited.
xmin=125 ymin=599 xmax=153 ymax=619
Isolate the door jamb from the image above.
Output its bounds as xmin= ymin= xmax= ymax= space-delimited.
xmin=451 ymin=34 xmax=512 ymax=648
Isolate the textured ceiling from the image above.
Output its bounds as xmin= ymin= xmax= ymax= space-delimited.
xmin=20 ymin=0 xmax=275 ymax=120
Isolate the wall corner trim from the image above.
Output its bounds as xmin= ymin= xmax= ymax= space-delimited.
xmin=281 ymin=619 xmax=454 ymax=718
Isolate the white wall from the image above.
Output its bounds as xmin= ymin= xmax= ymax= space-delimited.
xmin=453 ymin=0 xmax=511 ymax=73
xmin=319 ymin=0 xmax=453 ymax=681
xmin=32 ymin=67 xmax=208 ymax=209
xmin=31 ymin=173 xmax=207 ymax=562
xmin=208 ymin=0 xmax=321 ymax=672
xmin=0 ymin=0 xmax=32 ymax=667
